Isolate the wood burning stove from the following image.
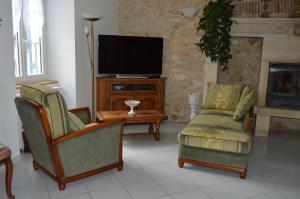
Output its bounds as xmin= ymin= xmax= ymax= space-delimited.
xmin=266 ymin=63 xmax=300 ymax=108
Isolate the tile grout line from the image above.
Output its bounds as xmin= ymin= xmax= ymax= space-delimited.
xmin=45 ymin=179 xmax=52 ymax=199
xmin=115 ymin=159 xmax=175 ymax=198
xmin=113 ymin=169 xmax=136 ymax=199
xmin=87 ymin=191 xmax=93 ymax=199
xmin=152 ymin=173 xmax=200 ymax=196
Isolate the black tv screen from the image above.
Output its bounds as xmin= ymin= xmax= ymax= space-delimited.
xmin=98 ymin=34 xmax=163 ymax=75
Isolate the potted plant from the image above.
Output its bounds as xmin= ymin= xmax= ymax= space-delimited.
xmin=196 ymin=0 xmax=235 ymax=72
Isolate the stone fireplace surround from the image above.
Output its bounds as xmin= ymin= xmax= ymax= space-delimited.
xmin=203 ymin=18 xmax=300 ymax=137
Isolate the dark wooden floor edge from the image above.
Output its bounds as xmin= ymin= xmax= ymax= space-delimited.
xmin=178 ymin=157 xmax=247 ymax=179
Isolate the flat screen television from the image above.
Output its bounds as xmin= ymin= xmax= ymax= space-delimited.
xmin=98 ymin=34 xmax=163 ymax=76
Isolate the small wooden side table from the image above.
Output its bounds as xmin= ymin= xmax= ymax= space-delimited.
xmin=97 ymin=110 xmax=167 ymax=140
xmin=0 ymin=144 xmax=15 ymax=199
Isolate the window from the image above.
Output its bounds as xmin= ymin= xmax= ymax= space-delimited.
xmin=12 ymin=0 xmax=45 ymax=82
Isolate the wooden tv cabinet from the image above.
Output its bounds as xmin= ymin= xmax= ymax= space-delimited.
xmin=96 ymin=76 xmax=166 ymax=113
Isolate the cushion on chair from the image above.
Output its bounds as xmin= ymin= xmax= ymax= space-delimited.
xmin=233 ymin=88 xmax=256 ymax=121
xmin=240 ymin=86 xmax=252 ymax=100
xmin=192 ymin=113 xmax=244 ymax=131
xmin=20 ymin=84 xmax=71 ymax=138
xmin=203 ymin=83 xmax=243 ymax=111
xmin=179 ymin=126 xmax=251 ymax=154
xmin=178 ymin=112 xmax=252 ymax=154
xmin=200 ymin=109 xmax=234 ymax=117
xmin=179 ymin=130 xmax=251 ymax=154
xmin=68 ymin=112 xmax=86 ymax=131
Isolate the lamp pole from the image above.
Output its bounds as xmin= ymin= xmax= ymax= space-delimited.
xmin=83 ymin=15 xmax=102 ymax=121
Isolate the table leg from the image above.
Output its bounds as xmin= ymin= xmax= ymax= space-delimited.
xmin=4 ymin=157 xmax=14 ymax=199
xmin=154 ymin=121 xmax=160 ymax=141
xmin=148 ymin=123 xmax=154 ymax=134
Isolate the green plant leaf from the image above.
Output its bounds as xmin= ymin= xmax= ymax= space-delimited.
xmin=196 ymin=0 xmax=235 ymax=72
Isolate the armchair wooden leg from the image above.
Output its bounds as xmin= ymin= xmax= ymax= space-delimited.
xmin=178 ymin=159 xmax=184 ymax=168
xmin=4 ymin=157 xmax=15 ymax=199
xmin=58 ymin=182 xmax=66 ymax=191
xmin=240 ymin=169 xmax=247 ymax=179
xmin=117 ymin=161 xmax=124 ymax=171
xmin=33 ymin=161 xmax=39 ymax=170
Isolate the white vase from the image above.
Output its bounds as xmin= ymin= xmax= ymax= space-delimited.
xmin=188 ymin=92 xmax=201 ymax=120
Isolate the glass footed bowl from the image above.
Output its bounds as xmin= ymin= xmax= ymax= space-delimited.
xmin=124 ymin=100 xmax=141 ymax=116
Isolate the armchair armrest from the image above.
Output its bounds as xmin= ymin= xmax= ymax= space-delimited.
xmin=244 ymin=107 xmax=254 ymax=132
xmin=51 ymin=119 xmax=124 ymax=145
xmin=52 ymin=119 xmax=124 ymax=177
xmin=69 ymin=107 xmax=91 ymax=124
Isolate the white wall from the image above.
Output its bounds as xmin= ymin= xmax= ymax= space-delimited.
xmin=44 ymin=0 xmax=77 ymax=108
xmin=0 ymin=0 xmax=20 ymax=158
xmin=44 ymin=0 xmax=118 ymax=110
xmin=0 ymin=0 xmax=117 ymax=158
xmin=74 ymin=0 xmax=118 ymax=109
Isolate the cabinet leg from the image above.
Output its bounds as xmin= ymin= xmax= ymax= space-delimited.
xmin=148 ymin=123 xmax=154 ymax=133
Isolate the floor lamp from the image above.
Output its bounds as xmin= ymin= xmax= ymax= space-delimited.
xmin=83 ymin=14 xmax=102 ymax=121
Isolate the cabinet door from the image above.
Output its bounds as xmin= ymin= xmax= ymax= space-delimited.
xmin=110 ymin=95 xmax=134 ymax=111
xmin=135 ymin=95 xmax=158 ymax=110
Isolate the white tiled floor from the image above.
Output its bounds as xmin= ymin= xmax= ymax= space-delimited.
xmin=1 ymin=122 xmax=300 ymax=199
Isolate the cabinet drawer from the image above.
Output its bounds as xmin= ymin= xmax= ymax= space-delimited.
xmin=112 ymin=83 xmax=157 ymax=92
xmin=135 ymin=95 xmax=158 ymax=110
xmin=110 ymin=95 xmax=134 ymax=111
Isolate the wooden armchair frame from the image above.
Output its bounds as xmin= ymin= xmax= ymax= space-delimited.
xmin=245 ymin=107 xmax=255 ymax=133
xmin=0 ymin=151 xmax=14 ymax=199
xmin=21 ymin=98 xmax=124 ymax=190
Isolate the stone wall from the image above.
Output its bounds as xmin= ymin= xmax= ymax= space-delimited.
xmin=218 ymin=37 xmax=263 ymax=93
xmin=118 ymin=0 xmax=207 ymax=122
xmin=118 ymin=1 xmax=300 ymax=129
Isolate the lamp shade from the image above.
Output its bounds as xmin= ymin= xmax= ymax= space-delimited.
xmin=82 ymin=14 xmax=102 ymax=21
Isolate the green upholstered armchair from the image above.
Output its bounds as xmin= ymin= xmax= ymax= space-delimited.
xmin=15 ymin=84 xmax=124 ymax=191
xmin=178 ymin=83 xmax=255 ymax=178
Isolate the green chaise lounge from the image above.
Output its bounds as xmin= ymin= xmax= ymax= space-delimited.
xmin=178 ymin=83 xmax=255 ymax=178
xmin=15 ymin=84 xmax=124 ymax=190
